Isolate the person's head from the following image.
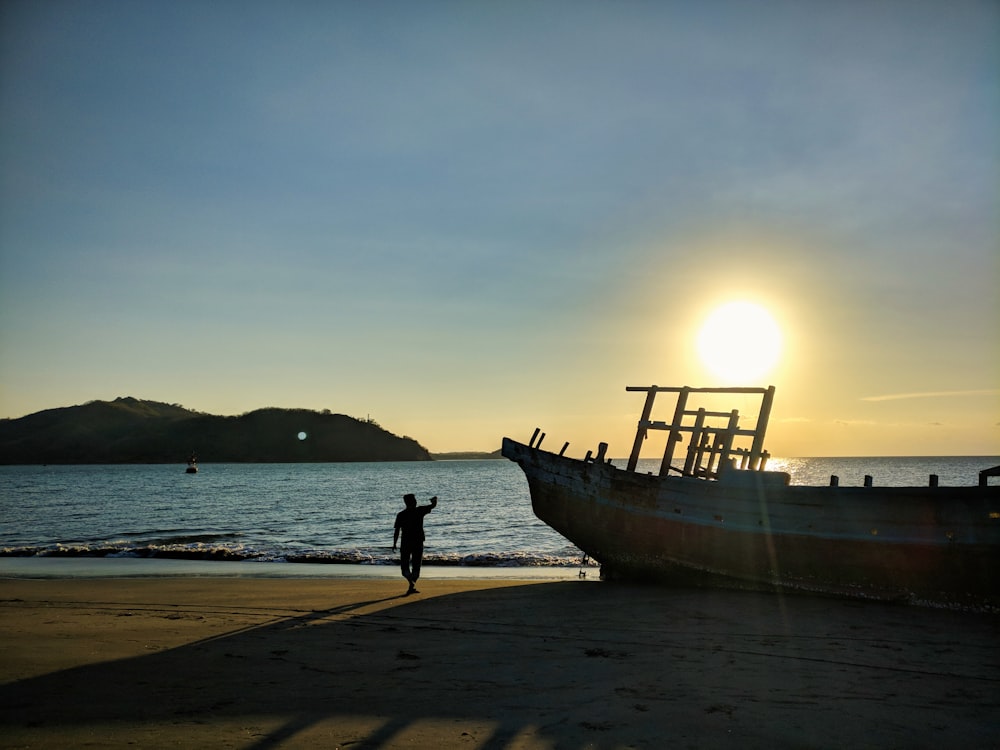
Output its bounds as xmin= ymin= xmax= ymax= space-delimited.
xmin=403 ymin=493 xmax=416 ymax=508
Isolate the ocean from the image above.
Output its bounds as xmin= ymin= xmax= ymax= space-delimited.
xmin=1 ymin=456 xmax=997 ymax=578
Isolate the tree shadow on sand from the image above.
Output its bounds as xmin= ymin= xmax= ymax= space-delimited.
xmin=1 ymin=582 xmax=997 ymax=749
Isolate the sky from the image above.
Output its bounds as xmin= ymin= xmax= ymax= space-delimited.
xmin=1 ymin=0 xmax=997 ymax=458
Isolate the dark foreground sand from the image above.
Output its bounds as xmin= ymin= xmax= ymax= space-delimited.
xmin=1 ymin=577 xmax=997 ymax=749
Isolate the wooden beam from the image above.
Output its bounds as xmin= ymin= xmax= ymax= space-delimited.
xmin=659 ymin=387 xmax=690 ymax=476
xmin=627 ymin=388 xmax=658 ymax=472
xmin=747 ymin=385 xmax=774 ymax=470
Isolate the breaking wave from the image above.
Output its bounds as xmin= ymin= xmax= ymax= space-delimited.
xmin=0 ymin=542 xmax=595 ymax=569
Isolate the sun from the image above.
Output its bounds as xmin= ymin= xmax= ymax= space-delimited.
xmin=697 ymin=301 xmax=782 ymax=383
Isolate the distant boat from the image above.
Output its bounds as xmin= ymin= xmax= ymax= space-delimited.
xmin=185 ymin=453 xmax=198 ymax=474
xmin=503 ymin=384 xmax=999 ymax=609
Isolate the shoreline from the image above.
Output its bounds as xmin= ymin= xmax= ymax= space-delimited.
xmin=1 ymin=576 xmax=997 ymax=748
xmin=0 ymin=556 xmax=592 ymax=581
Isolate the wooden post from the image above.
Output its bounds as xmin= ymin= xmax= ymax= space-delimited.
xmin=659 ymin=387 xmax=690 ymax=477
xmin=717 ymin=409 xmax=740 ymax=475
xmin=929 ymin=474 xmax=938 ymax=487
xmin=697 ymin=430 xmax=712 ymax=476
xmin=627 ymin=388 xmax=658 ymax=472
xmin=529 ymin=428 xmax=540 ymax=448
xmin=830 ymin=475 xmax=839 ymax=486
xmin=707 ymin=433 xmax=723 ymax=477
xmin=748 ymin=386 xmax=775 ymax=470
xmin=683 ymin=408 xmax=707 ymax=476
xmin=864 ymin=475 xmax=873 ymax=487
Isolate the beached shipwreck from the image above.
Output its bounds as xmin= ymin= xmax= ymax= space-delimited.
xmin=503 ymin=386 xmax=999 ymax=609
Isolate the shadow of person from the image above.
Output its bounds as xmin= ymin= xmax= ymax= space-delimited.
xmin=1 ymin=581 xmax=996 ymax=749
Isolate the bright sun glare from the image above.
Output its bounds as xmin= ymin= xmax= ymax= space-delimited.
xmin=697 ymin=301 xmax=782 ymax=383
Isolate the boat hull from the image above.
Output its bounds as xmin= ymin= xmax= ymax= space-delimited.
xmin=503 ymin=438 xmax=1000 ymax=608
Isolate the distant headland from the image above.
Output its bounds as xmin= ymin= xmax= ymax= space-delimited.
xmin=0 ymin=397 xmax=496 ymax=464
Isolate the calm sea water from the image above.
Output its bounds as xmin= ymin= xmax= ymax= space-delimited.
xmin=1 ymin=456 xmax=996 ymax=572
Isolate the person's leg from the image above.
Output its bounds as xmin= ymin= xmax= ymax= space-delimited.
xmin=400 ymin=543 xmax=413 ymax=582
xmin=411 ymin=543 xmax=424 ymax=583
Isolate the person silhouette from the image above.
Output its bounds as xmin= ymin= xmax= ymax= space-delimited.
xmin=392 ymin=493 xmax=437 ymax=594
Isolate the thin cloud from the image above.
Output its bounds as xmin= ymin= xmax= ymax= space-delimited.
xmin=861 ymin=389 xmax=999 ymax=402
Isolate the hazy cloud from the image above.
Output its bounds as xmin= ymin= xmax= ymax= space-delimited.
xmin=861 ymin=390 xmax=999 ymax=402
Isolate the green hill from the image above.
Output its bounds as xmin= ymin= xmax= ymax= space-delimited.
xmin=0 ymin=397 xmax=432 ymax=464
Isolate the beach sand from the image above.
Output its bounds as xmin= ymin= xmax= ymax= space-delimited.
xmin=1 ymin=576 xmax=996 ymax=749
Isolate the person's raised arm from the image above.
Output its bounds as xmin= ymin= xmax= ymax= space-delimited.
xmin=430 ymin=496 xmax=438 ymax=508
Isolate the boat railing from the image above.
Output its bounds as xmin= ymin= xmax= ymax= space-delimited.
xmin=625 ymin=385 xmax=775 ymax=478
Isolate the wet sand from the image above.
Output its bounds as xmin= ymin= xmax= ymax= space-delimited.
xmin=1 ymin=576 xmax=997 ymax=749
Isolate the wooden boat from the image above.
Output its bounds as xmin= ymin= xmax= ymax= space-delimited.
xmin=502 ymin=385 xmax=999 ymax=609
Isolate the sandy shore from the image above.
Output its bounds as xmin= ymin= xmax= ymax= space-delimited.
xmin=1 ymin=576 xmax=997 ymax=749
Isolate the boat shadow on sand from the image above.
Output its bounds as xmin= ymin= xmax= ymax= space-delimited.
xmin=1 ymin=581 xmax=997 ymax=749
